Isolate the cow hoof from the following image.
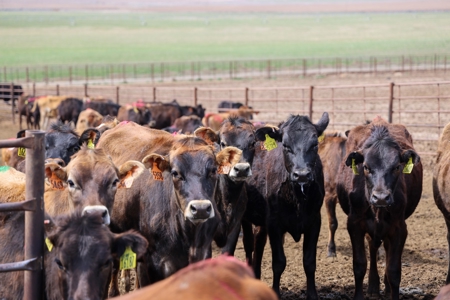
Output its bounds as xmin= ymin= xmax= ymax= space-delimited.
xmin=326 ymin=251 xmax=337 ymax=258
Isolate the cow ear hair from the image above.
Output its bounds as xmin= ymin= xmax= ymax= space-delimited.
xmin=79 ymin=128 xmax=101 ymax=147
xmin=194 ymin=127 xmax=219 ymax=145
xmin=216 ymin=146 xmax=242 ymax=171
xmin=401 ymin=149 xmax=420 ymax=165
xmin=255 ymin=125 xmax=281 ymax=142
xmin=345 ymin=130 xmax=350 ymax=137
xmin=142 ymin=154 xmax=170 ymax=173
xmin=314 ymin=112 xmax=329 ymax=136
xmin=345 ymin=151 xmax=364 ymax=167
xmin=45 ymin=163 xmax=67 ymax=190
xmin=112 ymin=230 xmax=149 ymax=259
xmin=117 ymin=160 xmax=145 ymax=189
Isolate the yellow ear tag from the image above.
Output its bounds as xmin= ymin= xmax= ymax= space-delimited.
xmin=351 ymin=159 xmax=359 ymax=175
xmin=133 ymin=107 xmax=139 ymax=114
xmin=120 ymin=246 xmax=136 ymax=270
xmin=18 ymin=147 xmax=26 ymax=157
xmin=318 ymin=134 xmax=325 ymax=143
xmin=87 ymin=139 xmax=95 ymax=149
xmin=45 ymin=237 xmax=53 ymax=252
xmin=263 ymin=134 xmax=278 ymax=151
xmin=403 ymin=157 xmax=414 ymax=174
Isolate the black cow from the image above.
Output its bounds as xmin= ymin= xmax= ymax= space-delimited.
xmin=84 ymin=100 xmax=121 ymax=117
xmin=218 ymin=101 xmax=244 ymax=113
xmin=57 ymin=97 xmax=83 ymax=125
xmin=148 ymin=101 xmax=205 ymax=129
xmin=117 ymin=105 xmax=153 ymax=126
xmin=0 ymin=208 xmax=148 ymax=300
xmin=245 ymin=112 xmax=329 ymax=298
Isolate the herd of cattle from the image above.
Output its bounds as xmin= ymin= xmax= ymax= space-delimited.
xmin=2 ymin=93 xmax=450 ymax=300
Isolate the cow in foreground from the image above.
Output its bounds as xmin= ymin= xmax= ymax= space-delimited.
xmin=113 ymin=256 xmax=277 ymax=300
xmin=245 ymin=113 xmax=329 ymax=298
xmin=433 ymin=121 xmax=450 ymax=284
xmin=97 ymin=122 xmax=242 ymax=287
xmin=0 ymin=208 xmax=148 ymax=300
xmin=337 ymin=118 xmax=422 ymax=300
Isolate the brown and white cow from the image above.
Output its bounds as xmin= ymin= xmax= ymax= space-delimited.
xmin=0 ymin=208 xmax=148 ymax=300
xmin=97 ymin=122 xmax=242 ymax=287
xmin=337 ymin=117 xmax=422 ymax=300
xmin=75 ymin=108 xmax=104 ymax=135
xmin=202 ymin=106 xmax=258 ymax=131
xmin=113 ymin=256 xmax=277 ymax=300
xmin=433 ymin=121 xmax=450 ymax=284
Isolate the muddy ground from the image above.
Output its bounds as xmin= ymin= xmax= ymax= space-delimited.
xmin=0 ymin=72 xmax=449 ymax=299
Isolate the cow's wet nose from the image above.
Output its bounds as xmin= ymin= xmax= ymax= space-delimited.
xmin=45 ymin=158 xmax=66 ymax=167
xmin=230 ymin=163 xmax=252 ymax=180
xmin=292 ymin=169 xmax=312 ymax=183
xmin=185 ymin=200 xmax=214 ymax=223
xmin=371 ymin=191 xmax=391 ymax=207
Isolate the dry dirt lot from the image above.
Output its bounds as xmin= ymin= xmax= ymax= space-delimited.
xmin=0 ymin=71 xmax=449 ymax=299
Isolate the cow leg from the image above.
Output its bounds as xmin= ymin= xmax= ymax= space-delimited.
xmin=108 ymin=260 xmax=120 ymax=297
xmin=303 ymin=215 xmax=320 ymax=300
xmin=367 ymin=235 xmax=381 ymax=297
xmin=268 ymin=225 xmax=286 ymax=297
xmin=252 ymin=225 xmax=267 ymax=279
xmin=348 ymin=217 xmax=367 ymax=300
xmin=326 ymin=194 xmax=338 ymax=257
xmin=221 ymin=221 xmax=242 ymax=256
xmin=383 ymin=223 xmax=407 ymax=300
xmin=242 ymin=220 xmax=254 ymax=266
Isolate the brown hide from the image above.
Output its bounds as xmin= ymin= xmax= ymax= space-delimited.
xmin=113 ymin=256 xmax=277 ymax=300
xmin=75 ymin=108 xmax=103 ymax=135
xmin=202 ymin=106 xmax=257 ymax=131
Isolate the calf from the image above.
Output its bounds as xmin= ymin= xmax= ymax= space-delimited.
xmin=114 ymin=256 xmax=277 ymax=300
xmin=97 ymin=122 xmax=242 ymax=286
xmin=0 ymin=208 xmax=148 ymax=300
xmin=318 ymin=132 xmax=347 ymax=257
xmin=244 ymin=113 xmax=329 ymax=298
xmin=336 ymin=118 xmax=422 ymax=300
xmin=433 ymin=121 xmax=450 ymax=284
xmin=75 ymin=108 xmax=104 ymax=135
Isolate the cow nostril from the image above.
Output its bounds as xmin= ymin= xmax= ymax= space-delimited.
xmin=206 ymin=205 xmax=211 ymax=213
xmin=190 ymin=205 xmax=197 ymax=214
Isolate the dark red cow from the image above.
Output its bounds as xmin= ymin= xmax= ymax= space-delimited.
xmin=337 ymin=118 xmax=422 ymax=300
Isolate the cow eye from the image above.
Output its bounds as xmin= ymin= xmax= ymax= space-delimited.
xmin=72 ymin=145 xmax=80 ymax=152
xmin=394 ymin=165 xmax=401 ymax=172
xmin=363 ymin=165 xmax=371 ymax=173
xmin=171 ymin=170 xmax=183 ymax=181
xmin=282 ymin=144 xmax=292 ymax=153
xmin=67 ymin=179 xmax=75 ymax=188
xmin=220 ymin=142 xmax=226 ymax=148
xmin=101 ymin=259 xmax=112 ymax=269
xmin=55 ymin=258 xmax=66 ymax=271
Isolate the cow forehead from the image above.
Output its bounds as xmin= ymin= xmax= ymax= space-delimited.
xmin=365 ymin=145 xmax=400 ymax=168
xmin=68 ymin=150 xmax=117 ymax=177
xmin=170 ymin=148 xmax=216 ymax=169
xmin=46 ymin=132 xmax=78 ymax=146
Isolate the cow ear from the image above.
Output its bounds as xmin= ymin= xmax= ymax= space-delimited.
xmin=142 ymin=154 xmax=170 ymax=181
xmin=112 ymin=230 xmax=149 ymax=259
xmin=79 ymin=128 xmax=101 ymax=148
xmin=255 ymin=125 xmax=281 ymax=142
xmin=45 ymin=163 xmax=67 ymax=190
xmin=194 ymin=127 xmax=219 ymax=145
xmin=314 ymin=112 xmax=329 ymax=136
xmin=345 ymin=151 xmax=364 ymax=167
xmin=216 ymin=146 xmax=242 ymax=174
xmin=401 ymin=149 xmax=420 ymax=165
xmin=117 ymin=161 xmax=145 ymax=189
xmin=16 ymin=129 xmax=26 ymax=139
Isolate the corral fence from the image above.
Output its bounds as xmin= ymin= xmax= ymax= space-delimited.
xmin=0 ymin=131 xmax=45 ymax=300
xmin=2 ymin=54 xmax=449 ymax=84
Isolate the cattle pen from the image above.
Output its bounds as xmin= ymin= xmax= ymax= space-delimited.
xmin=4 ymin=79 xmax=449 ymax=156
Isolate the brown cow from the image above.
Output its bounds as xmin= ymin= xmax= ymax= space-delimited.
xmin=146 ymin=100 xmax=205 ymax=129
xmin=336 ymin=117 xmax=422 ymax=300
xmin=202 ymin=106 xmax=258 ymax=131
xmin=97 ymin=122 xmax=242 ymax=290
xmin=0 ymin=208 xmax=148 ymax=300
xmin=75 ymin=108 xmax=104 ymax=134
xmin=32 ymin=95 xmax=69 ymax=129
xmin=113 ymin=256 xmax=277 ymax=300
xmin=433 ymin=121 xmax=450 ymax=284
xmin=318 ymin=131 xmax=347 ymax=258
xmin=17 ymin=95 xmax=40 ymax=130
xmin=163 ymin=115 xmax=202 ymax=134
xmin=117 ymin=104 xmax=153 ymax=126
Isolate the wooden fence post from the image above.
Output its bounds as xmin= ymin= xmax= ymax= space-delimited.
xmin=308 ymin=85 xmax=314 ymax=120
xmin=153 ymin=87 xmax=156 ymax=102
xmin=194 ymin=87 xmax=198 ymax=106
xmin=84 ymin=83 xmax=88 ymax=97
xmin=56 ymin=84 xmax=59 ymax=96
xmin=32 ymin=82 xmax=36 ymax=97
xmin=11 ymin=83 xmax=15 ymax=124
xmin=116 ymin=86 xmax=119 ymax=104
xmin=245 ymin=87 xmax=249 ymax=106
xmin=388 ymin=82 xmax=394 ymax=123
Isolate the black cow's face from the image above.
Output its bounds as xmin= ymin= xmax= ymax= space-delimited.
xmin=345 ymin=126 xmax=420 ymax=207
xmin=143 ymin=137 xmax=241 ymax=225
xmin=45 ymin=131 xmax=80 ymax=165
xmin=256 ymin=112 xmax=329 ymax=190
xmin=219 ymin=117 xmax=256 ymax=181
xmin=47 ymin=209 xmax=148 ymax=300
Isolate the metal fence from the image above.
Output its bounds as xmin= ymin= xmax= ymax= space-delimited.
xmin=2 ymin=54 xmax=449 ymax=84
xmin=0 ymin=131 xmax=45 ymax=300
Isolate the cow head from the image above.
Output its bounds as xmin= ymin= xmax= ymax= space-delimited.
xmin=46 ymin=208 xmax=148 ymax=300
xmin=256 ymin=112 xmax=329 ymax=190
xmin=195 ymin=116 xmax=256 ymax=182
xmin=142 ymin=137 xmax=241 ymax=225
xmin=45 ymin=121 xmax=101 ymax=166
xmin=345 ymin=125 xmax=420 ymax=207
xmin=44 ymin=147 xmax=145 ymax=219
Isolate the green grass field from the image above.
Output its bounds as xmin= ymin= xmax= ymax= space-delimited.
xmin=0 ymin=11 xmax=449 ymax=67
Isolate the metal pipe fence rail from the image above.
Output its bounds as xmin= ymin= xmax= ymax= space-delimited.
xmin=2 ymin=54 xmax=449 ymax=84
xmin=13 ymin=80 xmax=450 ymax=155
xmin=0 ymin=131 xmax=45 ymax=300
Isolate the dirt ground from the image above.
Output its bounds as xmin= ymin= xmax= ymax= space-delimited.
xmin=0 ymin=72 xmax=448 ymax=299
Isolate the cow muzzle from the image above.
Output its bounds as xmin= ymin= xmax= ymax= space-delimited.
xmin=184 ymin=200 xmax=214 ymax=224
xmin=370 ymin=191 xmax=393 ymax=208
xmin=291 ymin=169 xmax=313 ymax=184
xmin=82 ymin=205 xmax=110 ymax=225
xmin=228 ymin=163 xmax=252 ymax=181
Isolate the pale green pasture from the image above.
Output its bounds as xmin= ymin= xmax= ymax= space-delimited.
xmin=0 ymin=11 xmax=449 ymax=66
